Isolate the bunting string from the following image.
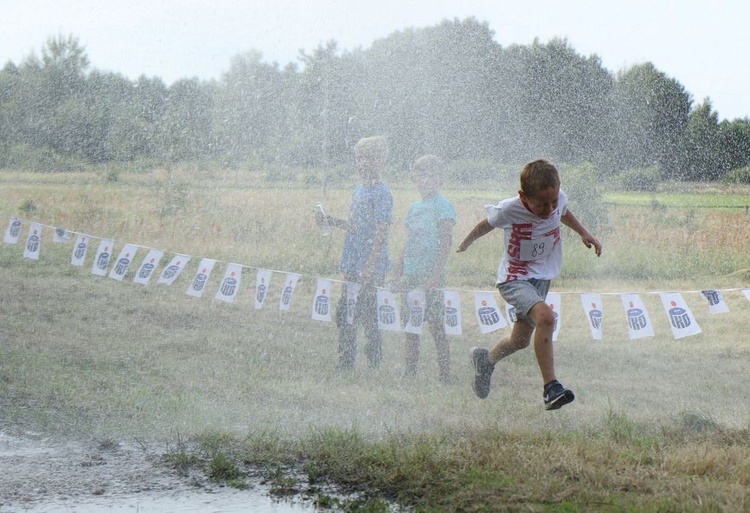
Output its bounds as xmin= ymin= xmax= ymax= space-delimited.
xmin=3 ymin=214 xmax=748 ymax=341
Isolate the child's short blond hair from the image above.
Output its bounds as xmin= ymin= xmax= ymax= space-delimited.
xmin=413 ymin=155 xmax=444 ymax=178
xmin=354 ymin=136 xmax=389 ymax=162
xmin=520 ymin=159 xmax=560 ymax=197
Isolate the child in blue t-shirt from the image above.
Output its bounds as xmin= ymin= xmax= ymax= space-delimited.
xmin=393 ymin=155 xmax=455 ymax=383
xmin=316 ymin=136 xmax=393 ymax=369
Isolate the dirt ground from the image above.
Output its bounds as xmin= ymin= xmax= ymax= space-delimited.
xmin=0 ymin=425 xmax=309 ymax=512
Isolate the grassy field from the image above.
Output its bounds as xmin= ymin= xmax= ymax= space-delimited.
xmin=2 ymin=168 xmax=750 ymax=511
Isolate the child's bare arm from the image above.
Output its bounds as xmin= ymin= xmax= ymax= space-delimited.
xmin=316 ymin=209 xmax=351 ymax=231
xmin=561 ymin=210 xmax=602 ymax=256
xmin=456 ymin=219 xmax=494 ymax=252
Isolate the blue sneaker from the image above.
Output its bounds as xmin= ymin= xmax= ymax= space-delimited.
xmin=543 ymin=380 xmax=575 ymax=410
xmin=470 ymin=347 xmax=494 ymax=399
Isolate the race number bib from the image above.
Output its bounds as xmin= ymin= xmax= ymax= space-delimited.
xmin=519 ymin=234 xmax=555 ymax=261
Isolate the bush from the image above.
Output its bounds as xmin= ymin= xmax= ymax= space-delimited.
xmin=0 ymin=144 xmax=86 ymax=172
xmin=618 ymin=166 xmax=661 ymax=192
xmin=720 ymin=166 xmax=750 ymax=184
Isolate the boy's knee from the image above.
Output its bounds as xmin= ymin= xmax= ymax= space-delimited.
xmin=533 ymin=306 xmax=556 ymax=331
xmin=512 ymin=335 xmax=532 ymax=350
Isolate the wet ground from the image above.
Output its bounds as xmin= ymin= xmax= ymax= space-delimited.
xmin=0 ymin=428 xmax=311 ymax=512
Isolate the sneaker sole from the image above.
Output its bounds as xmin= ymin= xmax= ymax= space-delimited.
xmin=470 ymin=347 xmax=491 ymax=400
xmin=544 ymin=390 xmax=575 ymax=410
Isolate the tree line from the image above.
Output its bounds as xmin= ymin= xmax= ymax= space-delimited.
xmin=1 ymin=18 xmax=748 ymax=182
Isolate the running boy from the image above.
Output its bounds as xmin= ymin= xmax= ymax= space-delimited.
xmin=393 ymin=155 xmax=455 ymax=383
xmin=316 ymin=136 xmax=393 ymax=369
xmin=456 ymin=159 xmax=601 ymax=410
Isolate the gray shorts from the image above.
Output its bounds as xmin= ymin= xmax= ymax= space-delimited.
xmin=497 ymin=278 xmax=551 ymax=328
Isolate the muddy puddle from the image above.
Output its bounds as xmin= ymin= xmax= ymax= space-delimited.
xmin=0 ymin=430 xmax=312 ymax=512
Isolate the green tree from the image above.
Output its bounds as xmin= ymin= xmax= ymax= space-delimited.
xmin=608 ymin=63 xmax=691 ymax=177
xmin=717 ymin=118 xmax=750 ymax=174
xmin=213 ymin=50 xmax=286 ymax=165
xmin=679 ymin=99 xmax=721 ymax=180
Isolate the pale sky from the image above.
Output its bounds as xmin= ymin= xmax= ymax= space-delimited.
xmin=2 ymin=0 xmax=748 ymax=120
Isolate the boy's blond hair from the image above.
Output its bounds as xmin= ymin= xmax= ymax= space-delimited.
xmin=519 ymin=159 xmax=560 ymax=197
xmin=355 ymin=136 xmax=389 ymax=163
xmin=413 ymin=155 xmax=444 ymax=178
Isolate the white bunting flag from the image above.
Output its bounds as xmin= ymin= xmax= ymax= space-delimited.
xmin=186 ymin=258 xmax=215 ymax=298
xmin=344 ymin=282 xmax=361 ymax=325
xmin=278 ymin=273 xmax=301 ymax=311
xmin=23 ymin=223 xmax=42 ymax=260
xmin=158 ymin=254 xmax=191 ymax=285
xmin=214 ymin=263 xmax=243 ymax=303
xmin=91 ymin=239 xmax=114 ymax=276
xmin=53 ymin=228 xmax=69 ymax=243
xmin=659 ymin=292 xmax=702 ymax=339
xmin=546 ymin=292 xmax=562 ymax=341
xmin=403 ymin=289 xmax=426 ymax=335
xmin=311 ymin=278 xmax=333 ymax=322
xmin=133 ymin=249 xmax=165 ymax=285
xmin=255 ymin=268 xmax=272 ymax=309
xmin=700 ymin=289 xmax=729 ymax=314
xmin=109 ymin=244 xmax=138 ymax=281
xmin=580 ymin=293 xmax=603 ymax=340
xmin=71 ymin=234 xmax=89 ymax=266
xmin=443 ymin=290 xmax=463 ymax=336
xmin=474 ymin=292 xmax=507 ymax=334
xmin=376 ymin=289 xmax=401 ymax=331
xmin=620 ymin=294 xmax=655 ymax=340
xmin=4 ymin=217 xmax=22 ymax=244
xmin=742 ymin=289 xmax=750 ymax=303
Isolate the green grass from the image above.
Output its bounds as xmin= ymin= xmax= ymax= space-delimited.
xmin=3 ymin=170 xmax=750 ymax=510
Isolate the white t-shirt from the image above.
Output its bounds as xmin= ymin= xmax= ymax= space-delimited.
xmin=485 ymin=190 xmax=568 ymax=284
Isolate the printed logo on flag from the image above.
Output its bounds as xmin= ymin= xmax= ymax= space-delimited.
xmin=474 ymin=292 xmax=507 ymax=334
xmin=192 ymin=271 xmax=208 ymax=291
xmin=278 ymin=273 xmax=300 ymax=311
xmin=442 ymin=290 xmax=462 ymax=336
xmin=186 ymin=258 xmax=216 ymax=298
xmin=23 ymin=223 xmax=42 ymax=260
xmin=4 ymin=217 xmax=22 ymax=244
xmin=159 ymin=254 xmax=191 ymax=285
xmin=659 ymin=293 xmax=701 ymax=339
xmin=255 ymin=269 xmax=272 ymax=309
xmin=215 ymin=263 xmax=243 ymax=303
xmin=133 ymin=249 xmax=164 ymax=285
xmin=109 ymin=244 xmax=138 ymax=281
xmin=376 ymin=289 xmax=401 ymax=331
xmin=311 ymin=278 xmax=332 ymax=322
xmin=315 ymin=291 xmax=329 ymax=315
xmin=139 ymin=259 xmax=156 ymax=278
xmin=620 ymin=294 xmax=655 ymax=340
xmin=53 ymin=228 xmax=69 ymax=243
xmin=71 ymin=234 xmax=89 ymax=266
xmin=92 ymin=240 xmax=114 ymax=276
xmin=580 ymin=293 xmax=603 ymax=341
xmin=700 ymin=289 xmax=729 ymax=314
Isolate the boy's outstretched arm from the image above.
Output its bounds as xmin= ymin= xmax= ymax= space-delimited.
xmin=561 ymin=210 xmax=602 ymax=256
xmin=456 ymin=219 xmax=494 ymax=253
xmin=315 ymin=209 xmax=351 ymax=231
